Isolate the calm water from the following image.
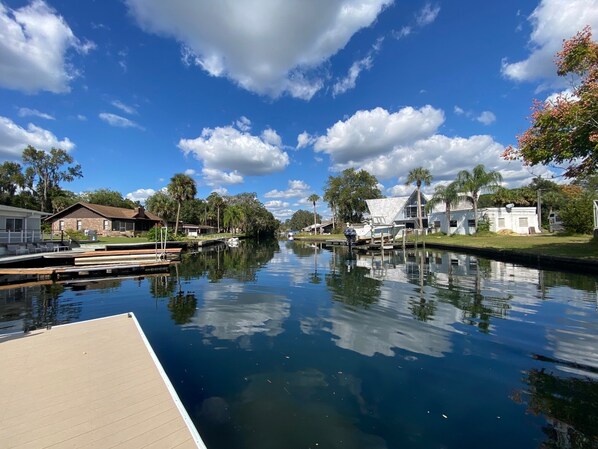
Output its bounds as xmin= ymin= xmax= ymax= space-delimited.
xmin=1 ymin=240 xmax=598 ymax=449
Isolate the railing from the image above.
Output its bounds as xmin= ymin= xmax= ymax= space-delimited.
xmin=0 ymin=229 xmax=44 ymax=244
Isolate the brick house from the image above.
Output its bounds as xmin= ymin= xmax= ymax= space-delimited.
xmin=46 ymin=202 xmax=163 ymax=236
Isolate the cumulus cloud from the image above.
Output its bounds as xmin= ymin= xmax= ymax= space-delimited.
xmin=265 ymin=180 xmax=311 ymax=198
xmin=297 ymin=131 xmax=315 ymax=149
xmin=18 ymin=107 xmax=54 ymax=120
xmin=235 ymin=116 xmax=251 ymax=132
xmin=99 ymin=113 xmax=144 ymax=130
xmin=179 ymin=125 xmax=289 ymax=178
xmin=111 ymin=100 xmax=137 ymax=115
xmin=501 ymin=0 xmax=598 ymax=86
xmin=125 ymin=188 xmax=156 ymax=203
xmin=264 ymin=200 xmax=294 ymax=220
xmin=314 ymin=106 xmax=444 ymax=165
xmin=261 ymin=128 xmax=282 ymax=147
xmin=476 ymin=111 xmax=496 ymax=125
xmin=125 ymin=0 xmax=392 ymax=99
xmin=202 ymin=167 xmax=244 ymax=186
xmin=211 ymin=186 xmax=228 ymax=196
xmin=184 ymin=168 xmax=196 ymax=176
xmin=0 ymin=116 xmax=74 ymax=159
xmin=0 ymin=1 xmax=93 ymax=93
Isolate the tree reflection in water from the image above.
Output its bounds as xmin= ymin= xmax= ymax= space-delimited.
xmin=326 ymin=252 xmax=381 ymax=307
xmin=513 ymin=367 xmax=598 ymax=448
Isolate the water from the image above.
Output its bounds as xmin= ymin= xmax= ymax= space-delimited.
xmin=1 ymin=240 xmax=598 ymax=449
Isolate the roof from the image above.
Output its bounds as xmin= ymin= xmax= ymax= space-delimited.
xmin=0 ymin=204 xmax=51 ymax=217
xmin=46 ymin=202 xmax=162 ymax=222
xmin=365 ymin=197 xmax=408 ymax=224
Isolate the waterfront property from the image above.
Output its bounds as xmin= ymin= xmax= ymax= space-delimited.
xmin=0 ymin=204 xmax=50 ymax=244
xmin=46 ymin=202 xmax=162 ymax=237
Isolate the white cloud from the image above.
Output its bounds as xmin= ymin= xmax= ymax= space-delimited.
xmin=18 ymin=107 xmax=54 ymax=120
xmin=125 ymin=188 xmax=156 ymax=203
xmin=264 ymin=200 xmax=290 ymax=209
xmin=235 ymin=116 xmax=251 ymax=132
xmin=332 ymin=55 xmax=373 ymax=96
xmin=211 ymin=186 xmax=228 ymax=196
xmin=0 ymin=116 xmax=74 ymax=159
xmin=265 ymin=180 xmax=311 ymax=198
xmin=202 ymin=167 xmax=244 ymax=186
xmin=111 ymin=100 xmax=137 ymax=115
xmin=545 ymin=88 xmax=578 ymax=105
xmin=453 ymin=105 xmax=465 ymax=115
xmin=297 ymin=131 xmax=315 ymax=149
xmin=393 ymin=26 xmax=411 ymax=39
xmin=416 ymin=3 xmax=440 ymax=27
xmin=99 ymin=113 xmax=144 ymax=130
xmin=314 ymin=106 xmax=444 ymax=165
xmin=76 ymin=114 xmax=87 ymax=121
xmin=264 ymin=200 xmax=294 ymax=220
xmin=0 ymin=1 xmax=92 ymax=93
xmin=261 ymin=128 xmax=282 ymax=147
xmin=184 ymin=168 xmax=196 ymax=176
xmin=125 ymin=0 xmax=392 ymax=99
xmin=502 ymin=0 xmax=598 ymax=85
xmin=476 ymin=111 xmax=496 ymax=125
xmin=179 ymin=125 xmax=289 ymax=177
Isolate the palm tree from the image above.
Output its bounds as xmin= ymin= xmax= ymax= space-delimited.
xmin=207 ymin=192 xmax=225 ymax=233
xmin=406 ymin=167 xmax=433 ymax=229
xmin=425 ymin=181 xmax=461 ymax=235
xmin=167 ymin=173 xmax=197 ymax=235
xmin=223 ymin=205 xmax=245 ymax=235
xmin=456 ymin=164 xmax=503 ymax=229
xmin=308 ymin=194 xmax=320 ymax=234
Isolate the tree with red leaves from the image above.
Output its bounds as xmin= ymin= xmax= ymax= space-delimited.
xmin=504 ymin=26 xmax=598 ymax=178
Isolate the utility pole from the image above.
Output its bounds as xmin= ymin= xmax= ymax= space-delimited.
xmin=537 ymin=189 xmax=543 ymax=232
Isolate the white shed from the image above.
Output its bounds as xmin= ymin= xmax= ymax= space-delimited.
xmin=429 ymin=206 xmax=540 ymax=235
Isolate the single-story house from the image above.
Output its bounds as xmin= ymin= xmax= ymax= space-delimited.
xmin=182 ymin=223 xmax=217 ymax=237
xmin=46 ymin=202 xmax=162 ymax=236
xmin=302 ymin=221 xmax=334 ymax=234
xmin=0 ymin=204 xmax=51 ymax=244
xmin=429 ymin=204 xmax=540 ymax=235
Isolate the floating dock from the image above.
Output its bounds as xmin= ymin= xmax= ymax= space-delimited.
xmin=0 ymin=313 xmax=206 ymax=448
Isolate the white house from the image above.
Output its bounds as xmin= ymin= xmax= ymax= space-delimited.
xmin=0 ymin=204 xmax=50 ymax=244
xmin=429 ymin=204 xmax=540 ymax=235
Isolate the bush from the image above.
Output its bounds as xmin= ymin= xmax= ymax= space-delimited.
xmin=560 ymin=192 xmax=594 ymax=234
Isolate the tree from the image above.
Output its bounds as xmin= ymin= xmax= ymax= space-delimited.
xmin=146 ymin=191 xmax=176 ymax=224
xmin=288 ymin=209 xmax=320 ymax=231
xmin=503 ymin=26 xmax=598 ymax=178
xmin=167 ymin=173 xmax=197 ymax=235
xmin=81 ymin=189 xmax=138 ymax=209
xmin=21 ymin=146 xmax=82 ymax=212
xmin=559 ymin=186 xmax=594 ymax=233
xmin=323 ymin=169 xmax=382 ymax=224
xmin=223 ymin=205 xmax=245 ymax=234
xmin=425 ymin=181 xmax=461 ymax=234
xmin=406 ymin=167 xmax=432 ymax=229
xmin=456 ymin=164 xmax=503 ymax=229
xmin=308 ymin=194 xmax=320 ymax=234
xmin=0 ymin=161 xmax=24 ymax=205
xmin=207 ymin=192 xmax=225 ymax=233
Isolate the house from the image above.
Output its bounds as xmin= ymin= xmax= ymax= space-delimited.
xmin=302 ymin=221 xmax=334 ymax=234
xmin=366 ymin=191 xmax=428 ymax=229
xmin=429 ymin=204 xmax=540 ymax=235
xmin=181 ymin=223 xmax=217 ymax=237
xmin=0 ymin=204 xmax=50 ymax=244
xmin=46 ymin=202 xmax=162 ymax=237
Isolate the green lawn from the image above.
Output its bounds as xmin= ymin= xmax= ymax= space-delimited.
xmin=419 ymin=233 xmax=598 ymax=260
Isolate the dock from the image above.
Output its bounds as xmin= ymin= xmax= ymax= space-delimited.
xmin=0 ymin=313 xmax=206 ymax=448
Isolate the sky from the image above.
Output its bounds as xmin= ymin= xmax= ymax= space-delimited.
xmin=1 ymin=0 xmax=597 ymax=221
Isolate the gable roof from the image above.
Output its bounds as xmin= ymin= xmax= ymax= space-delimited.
xmin=46 ymin=202 xmax=162 ymax=222
xmin=0 ymin=204 xmax=51 ymax=217
xmin=366 ymin=197 xmax=408 ymax=224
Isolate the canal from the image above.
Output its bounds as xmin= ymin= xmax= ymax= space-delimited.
xmin=1 ymin=239 xmax=597 ymax=449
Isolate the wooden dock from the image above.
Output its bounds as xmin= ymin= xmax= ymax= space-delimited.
xmin=0 ymin=313 xmax=206 ymax=448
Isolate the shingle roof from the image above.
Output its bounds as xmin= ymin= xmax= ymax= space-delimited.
xmin=46 ymin=202 xmax=162 ymax=222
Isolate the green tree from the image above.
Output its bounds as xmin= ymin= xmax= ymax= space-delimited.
xmin=308 ymin=193 xmax=320 ymax=234
xmin=425 ymin=181 xmax=460 ymax=234
xmin=504 ymin=26 xmax=598 ymax=178
xmin=81 ymin=189 xmax=138 ymax=208
xmin=406 ymin=167 xmax=433 ymax=229
xmin=21 ymin=146 xmax=83 ymax=212
xmin=0 ymin=161 xmax=25 ymax=205
xmin=207 ymin=192 xmax=225 ymax=233
xmin=146 ymin=191 xmax=176 ymax=224
xmin=323 ymin=168 xmax=382 ymax=224
xmin=456 ymin=164 xmax=503 ymax=229
xmin=559 ymin=186 xmax=594 ymax=234
xmin=288 ymin=209 xmax=320 ymax=231
xmin=167 ymin=173 xmax=197 ymax=235
xmin=223 ymin=205 xmax=245 ymax=234
xmin=180 ymin=198 xmax=205 ymax=225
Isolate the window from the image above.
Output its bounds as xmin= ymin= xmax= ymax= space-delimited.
xmin=449 ymin=220 xmax=457 ymax=227
xmin=434 ymin=221 xmax=441 ymax=228
xmin=498 ymin=218 xmax=505 ymax=228
xmin=519 ymin=217 xmax=528 ymax=227
xmin=103 ymin=220 xmax=109 ymax=230
xmin=77 ymin=220 xmax=82 ymax=230
xmin=59 ymin=220 xmax=64 ymax=230
xmin=467 ymin=219 xmax=476 ymax=227
xmin=6 ymin=218 xmax=23 ymax=232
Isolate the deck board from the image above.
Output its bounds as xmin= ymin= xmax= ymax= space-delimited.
xmin=0 ymin=314 xmax=206 ymax=449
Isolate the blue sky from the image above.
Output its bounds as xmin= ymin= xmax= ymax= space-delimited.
xmin=1 ymin=0 xmax=597 ymax=220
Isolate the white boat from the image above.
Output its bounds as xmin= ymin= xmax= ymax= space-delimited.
xmin=227 ymin=237 xmax=240 ymax=247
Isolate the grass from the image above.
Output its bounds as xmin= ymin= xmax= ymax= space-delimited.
xmin=419 ymin=233 xmax=598 ymax=260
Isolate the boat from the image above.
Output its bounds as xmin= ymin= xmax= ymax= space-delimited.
xmin=227 ymin=237 xmax=239 ymax=247
xmin=73 ymin=248 xmax=182 ymax=266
